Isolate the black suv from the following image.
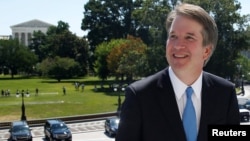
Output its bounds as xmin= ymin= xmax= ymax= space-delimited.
xmin=8 ymin=120 xmax=33 ymax=141
xmin=44 ymin=119 xmax=72 ymax=141
xmin=104 ymin=117 xmax=120 ymax=137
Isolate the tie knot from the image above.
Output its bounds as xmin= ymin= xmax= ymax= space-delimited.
xmin=186 ymin=87 xmax=193 ymax=98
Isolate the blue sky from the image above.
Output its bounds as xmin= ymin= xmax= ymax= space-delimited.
xmin=0 ymin=0 xmax=249 ymax=37
xmin=0 ymin=0 xmax=89 ymax=36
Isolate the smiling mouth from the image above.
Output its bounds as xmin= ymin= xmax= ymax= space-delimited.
xmin=173 ymin=54 xmax=188 ymax=58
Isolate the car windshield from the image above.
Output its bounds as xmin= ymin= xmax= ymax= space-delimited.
xmin=110 ymin=119 xmax=119 ymax=128
xmin=12 ymin=126 xmax=29 ymax=133
xmin=239 ymin=104 xmax=246 ymax=109
xmin=51 ymin=123 xmax=68 ymax=130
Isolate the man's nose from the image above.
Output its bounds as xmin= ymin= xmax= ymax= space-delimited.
xmin=174 ymin=38 xmax=186 ymax=49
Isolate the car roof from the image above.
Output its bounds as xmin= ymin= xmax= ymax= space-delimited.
xmin=237 ymin=97 xmax=249 ymax=105
xmin=46 ymin=119 xmax=64 ymax=124
xmin=107 ymin=117 xmax=120 ymax=121
xmin=246 ymin=100 xmax=250 ymax=104
xmin=12 ymin=120 xmax=28 ymax=126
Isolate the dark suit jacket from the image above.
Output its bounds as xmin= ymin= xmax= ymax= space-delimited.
xmin=115 ymin=67 xmax=240 ymax=141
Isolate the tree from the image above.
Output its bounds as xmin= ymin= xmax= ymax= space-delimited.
xmin=29 ymin=21 xmax=89 ymax=76
xmin=195 ymin=0 xmax=250 ymax=80
xmin=131 ymin=0 xmax=171 ymax=74
xmin=82 ymin=0 xmax=134 ymax=73
xmin=82 ymin=0 xmax=170 ymax=76
xmin=94 ymin=39 xmax=127 ymax=80
xmin=28 ymin=30 xmax=48 ymax=62
xmin=38 ymin=56 xmax=81 ymax=82
xmin=235 ymin=54 xmax=250 ymax=81
xmin=132 ymin=0 xmax=170 ymax=46
xmin=0 ymin=39 xmax=38 ymax=78
xmin=107 ymin=35 xmax=148 ymax=81
xmin=81 ymin=0 xmax=134 ymax=50
xmin=46 ymin=21 xmax=76 ymax=58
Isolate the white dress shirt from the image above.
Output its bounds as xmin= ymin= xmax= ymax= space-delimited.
xmin=168 ymin=67 xmax=202 ymax=130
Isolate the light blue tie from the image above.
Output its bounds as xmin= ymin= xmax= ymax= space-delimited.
xmin=183 ymin=87 xmax=197 ymax=141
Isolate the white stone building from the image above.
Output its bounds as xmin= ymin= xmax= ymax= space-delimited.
xmin=10 ymin=19 xmax=54 ymax=46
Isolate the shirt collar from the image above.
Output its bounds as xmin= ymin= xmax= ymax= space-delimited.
xmin=168 ymin=67 xmax=202 ymax=100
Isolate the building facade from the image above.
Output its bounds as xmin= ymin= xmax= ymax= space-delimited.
xmin=10 ymin=19 xmax=54 ymax=46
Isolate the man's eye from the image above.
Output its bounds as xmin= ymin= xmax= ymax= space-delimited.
xmin=169 ymin=35 xmax=177 ymax=39
xmin=186 ymin=36 xmax=194 ymax=40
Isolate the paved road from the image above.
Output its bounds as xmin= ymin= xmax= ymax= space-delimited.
xmin=33 ymin=131 xmax=115 ymax=141
xmin=0 ymin=120 xmax=105 ymax=141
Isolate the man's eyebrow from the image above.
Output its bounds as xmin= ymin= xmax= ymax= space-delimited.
xmin=187 ymin=32 xmax=195 ymax=36
xmin=169 ymin=31 xmax=175 ymax=34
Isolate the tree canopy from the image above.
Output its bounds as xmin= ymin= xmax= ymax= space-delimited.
xmin=0 ymin=39 xmax=38 ymax=78
xmin=38 ymin=56 xmax=81 ymax=82
xmin=94 ymin=35 xmax=148 ymax=81
xmin=29 ymin=21 xmax=89 ymax=80
xmin=82 ymin=0 xmax=250 ymax=81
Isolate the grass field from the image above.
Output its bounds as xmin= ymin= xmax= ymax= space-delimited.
xmin=0 ymin=75 xmax=125 ymax=122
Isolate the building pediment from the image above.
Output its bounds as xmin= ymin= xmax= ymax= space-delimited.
xmin=10 ymin=19 xmax=54 ymax=46
xmin=11 ymin=19 xmax=54 ymax=28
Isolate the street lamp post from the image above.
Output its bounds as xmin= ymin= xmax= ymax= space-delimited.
xmin=21 ymin=91 xmax=27 ymax=121
xmin=241 ymin=75 xmax=245 ymax=96
xmin=113 ymin=85 xmax=125 ymax=117
xmin=237 ymin=64 xmax=245 ymax=96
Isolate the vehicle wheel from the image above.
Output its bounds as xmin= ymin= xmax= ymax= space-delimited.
xmin=108 ymin=131 xmax=113 ymax=137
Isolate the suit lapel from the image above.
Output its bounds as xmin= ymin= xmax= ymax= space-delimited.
xmin=156 ymin=68 xmax=186 ymax=140
xmin=197 ymin=72 xmax=213 ymax=141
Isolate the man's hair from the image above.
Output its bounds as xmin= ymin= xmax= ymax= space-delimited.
xmin=166 ymin=3 xmax=218 ymax=66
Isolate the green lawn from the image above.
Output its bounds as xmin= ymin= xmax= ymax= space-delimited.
xmin=0 ymin=75 xmax=124 ymax=122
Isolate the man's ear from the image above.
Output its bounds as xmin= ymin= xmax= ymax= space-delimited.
xmin=203 ymin=45 xmax=212 ymax=60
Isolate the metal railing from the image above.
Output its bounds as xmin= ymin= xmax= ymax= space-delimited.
xmin=0 ymin=112 xmax=118 ymax=129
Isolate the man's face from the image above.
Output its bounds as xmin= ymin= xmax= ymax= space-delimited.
xmin=166 ymin=15 xmax=211 ymax=74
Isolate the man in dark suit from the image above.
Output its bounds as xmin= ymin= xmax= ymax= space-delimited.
xmin=115 ymin=3 xmax=240 ymax=141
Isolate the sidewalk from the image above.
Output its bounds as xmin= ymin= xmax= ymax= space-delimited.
xmin=0 ymin=120 xmax=105 ymax=141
